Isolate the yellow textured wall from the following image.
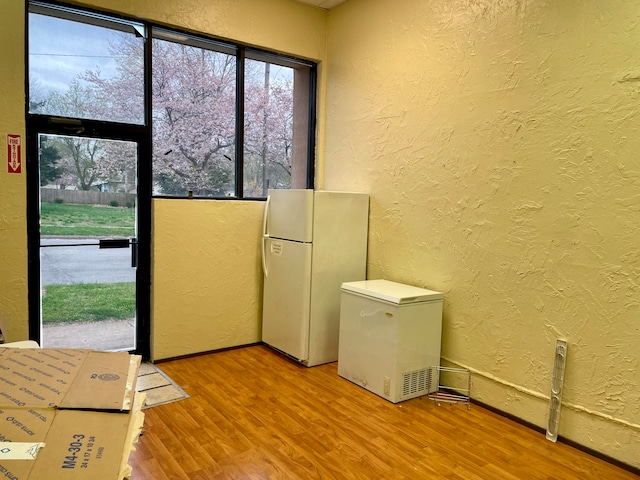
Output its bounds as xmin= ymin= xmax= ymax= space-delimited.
xmin=77 ymin=0 xmax=326 ymax=61
xmin=0 ymin=0 xmax=326 ymax=359
xmin=152 ymin=200 xmax=264 ymax=359
xmin=0 ymin=1 xmax=29 ymax=343
xmin=324 ymin=0 xmax=640 ymax=468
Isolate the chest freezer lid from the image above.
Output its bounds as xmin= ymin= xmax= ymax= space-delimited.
xmin=341 ymin=279 xmax=442 ymax=304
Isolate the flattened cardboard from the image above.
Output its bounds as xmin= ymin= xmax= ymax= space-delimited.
xmin=29 ymin=409 xmax=132 ymax=479
xmin=0 ymin=406 xmax=144 ymax=480
xmin=61 ymin=352 xmax=138 ymax=411
xmin=0 ymin=349 xmax=140 ymax=412
xmin=0 ymin=348 xmax=143 ymax=479
xmin=118 ymin=393 xmax=145 ymax=479
xmin=0 ymin=407 xmax=54 ymax=479
xmin=0 ymin=349 xmax=89 ymax=408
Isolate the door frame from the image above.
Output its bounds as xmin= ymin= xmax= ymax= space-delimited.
xmin=26 ymin=115 xmax=152 ymax=359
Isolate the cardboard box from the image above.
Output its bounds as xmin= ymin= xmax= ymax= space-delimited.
xmin=0 ymin=348 xmax=143 ymax=480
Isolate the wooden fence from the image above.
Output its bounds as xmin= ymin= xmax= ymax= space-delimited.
xmin=40 ymin=188 xmax=136 ymax=207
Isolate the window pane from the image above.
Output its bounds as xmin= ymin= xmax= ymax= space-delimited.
xmin=244 ymin=59 xmax=309 ymax=198
xmin=28 ymin=10 xmax=144 ymax=124
xmin=38 ymin=134 xmax=137 ymax=195
xmin=151 ymin=37 xmax=236 ymax=197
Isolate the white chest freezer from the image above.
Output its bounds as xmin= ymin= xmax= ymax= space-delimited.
xmin=337 ymin=279 xmax=443 ymax=403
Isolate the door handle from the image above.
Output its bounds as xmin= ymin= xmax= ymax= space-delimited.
xmin=99 ymin=238 xmax=130 ymax=249
xmin=131 ymin=239 xmax=138 ymax=268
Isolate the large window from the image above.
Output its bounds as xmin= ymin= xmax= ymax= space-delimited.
xmin=28 ymin=1 xmax=316 ymax=199
xmin=151 ymin=31 xmax=237 ymax=197
xmin=244 ymin=55 xmax=311 ymax=196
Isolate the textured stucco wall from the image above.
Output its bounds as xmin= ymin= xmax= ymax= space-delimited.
xmin=0 ymin=1 xmax=29 ymax=344
xmin=0 ymin=0 xmax=326 ymax=358
xmin=152 ymin=200 xmax=264 ymax=360
xmin=76 ymin=0 xmax=326 ymax=61
xmin=324 ymin=0 xmax=640 ymax=468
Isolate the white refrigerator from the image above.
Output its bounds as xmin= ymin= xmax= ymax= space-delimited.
xmin=261 ymin=189 xmax=369 ymax=366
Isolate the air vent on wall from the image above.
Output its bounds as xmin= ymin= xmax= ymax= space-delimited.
xmin=546 ymin=339 xmax=568 ymax=442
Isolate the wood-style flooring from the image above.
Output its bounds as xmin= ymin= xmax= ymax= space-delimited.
xmin=128 ymin=345 xmax=638 ymax=479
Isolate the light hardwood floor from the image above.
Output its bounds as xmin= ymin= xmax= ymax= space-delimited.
xmin=129 ymin=345 xmax=638 ymax=479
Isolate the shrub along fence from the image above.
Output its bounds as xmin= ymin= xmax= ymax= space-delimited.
xmin=40 ymin=188 xmax=136 ymax=207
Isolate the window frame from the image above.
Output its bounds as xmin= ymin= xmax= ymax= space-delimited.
xmin=27 ymin=0 xmax=317 ymax=200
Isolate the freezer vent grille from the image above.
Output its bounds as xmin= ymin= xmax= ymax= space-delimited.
xmin=402 ymin=368 xmax=433 ymax=399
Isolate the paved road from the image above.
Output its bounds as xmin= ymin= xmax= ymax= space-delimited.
xmin=40 ymin=238 xmax=135 ymax=285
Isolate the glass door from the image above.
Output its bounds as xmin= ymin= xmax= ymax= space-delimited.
xmin=36 ymin=133 xmax=139 ymax=351
xmin=27 ymin=2 xmax=150 ymax=357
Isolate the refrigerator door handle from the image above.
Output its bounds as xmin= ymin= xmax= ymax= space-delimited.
xmin=261 ymin=195 xmax=271 ymax=278
xmin=262 ymin=194 xmax=271 ymax=238
xmin=262 ymin=236 xmax=269 ymax=278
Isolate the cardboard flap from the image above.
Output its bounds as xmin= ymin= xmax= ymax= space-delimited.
xmin=0 ymin=407 xmax=56 ymax=479
xmin=27 ymin=409 xmax=132 ymax=479
xmin=60 ymin=352 xmax=140 ymax=412
xmin=0 ymin=349 xmax=90 ymax=408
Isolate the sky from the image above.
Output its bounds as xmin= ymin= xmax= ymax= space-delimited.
xmin=29 ymin=11 xmax=293 ymax=100
xmin=29 ymin=13 xmax=134 ymax=97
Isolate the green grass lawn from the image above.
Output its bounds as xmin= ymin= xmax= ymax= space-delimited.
xmin=42 ymin=282 xmax=135 ymax=324
xmin=39 ymin=202 xmax=136 ymax=324
xmin=40 ymin=202 xmax=135 ymax=237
